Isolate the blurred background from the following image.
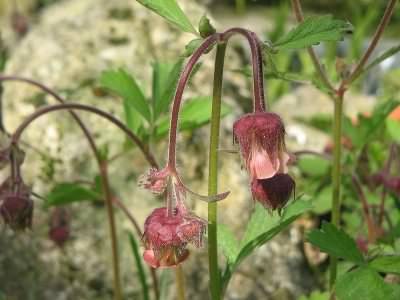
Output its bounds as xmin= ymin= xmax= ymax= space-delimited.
xmin=0 ymin=0 xmax=399 ymax=299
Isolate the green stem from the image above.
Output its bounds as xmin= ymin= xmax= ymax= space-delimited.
xmin=235 ymin=0 xmax=246 ymax=14
xmin=329 ymin=91 xmax=344 ymax=289
xmin=208 ymin=42 xmax=226 ymax=300
xmin=176 ymin=265 xmax=186 ymax=300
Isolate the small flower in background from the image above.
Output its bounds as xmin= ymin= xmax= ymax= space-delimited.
xmin=233 ymin=112 xmax=295 ymax=211
xmin=142 ymin=206 xmax=206 ymax=268
xmin=49 ymin=207 xmax=70 ymax=247
xmin=0 ymin=178 xmax=33 ymax=230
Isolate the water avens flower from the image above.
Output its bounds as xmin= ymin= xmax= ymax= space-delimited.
xmin=49 ymin=208 xmax=70 ymax=247
xmin=138 ymin=167 xmax=170 ymax=195
xmin=142 ymin=206 xmax=206 ymax=268
xmin=233 ymin=112 xmax=289 ymax=180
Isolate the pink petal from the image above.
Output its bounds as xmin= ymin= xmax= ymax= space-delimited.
xmin=249 ymin=148 xmax=279 ymax=179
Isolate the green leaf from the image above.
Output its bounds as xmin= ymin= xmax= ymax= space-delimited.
xmin=217 ymin=224 xmax=240 ymax=263
xmin=274 ymin=16 xmax=352 ymax=50
xmin=221 ymin=200 xmax=311 ymax=289
xmin=100 ymin=69 xmax=151 ymax=122
xmin=182 ymin=38 xmax=204 ymax=57
xmin=386 ymin=118 xmax=400 ymax=142
xmin=299 ymin=291 xmax=329 ymax=300
xmin=336 ymin=267 xmax=396 ymax=300
xmin=343 ymin=100 xmax=400 ymax=148
xmin=297 ymin=156 xmax=331 ymax=177
xmin=307 ymin=222 xmax=365 ymax=265
xmin=369 ymin=256 xmax=400 ymax=275
xmin=45 ymin=183 xmax=101 ymax=207
xmin=128 ymin=232 xmax=150 ymax=300
xmin=155 ymin=96 xmax=231 ymax=138
xmin=312 ymin=186 xmax=333 ymax=215
xmin=153 ymin=59 xmax=184 ymax=119
xmin=136 ymin=0 xmax=197 ymax=34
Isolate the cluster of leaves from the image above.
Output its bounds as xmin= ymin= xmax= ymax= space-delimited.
xmin=307 ymin=222 xmax=400 ymax=300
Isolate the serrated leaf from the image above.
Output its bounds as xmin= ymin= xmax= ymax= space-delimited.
xmin=369 ymin=256 xmax=400 ymax=275
xmin=128 ymin=232 xmax=150 ymax=300
xmin=45 ymin=183 xmax=101 ymax=207
xmin=136 ymin=0 xmax=197 ymax=34
xmin=336 ymin=267 xmax=396 ymax=300
xmin=154 ymin=96 xmax=231 ymax=138
xmin=100 ymin=69 xmax=151 ymax=123
xmin=153 ymin=59 xmax=184 ymax=119
xmin=274 ymin=15 xmax=352 ymax=50
xmin=217 ymin=224 xmax=240 ymax=263
xmin=307 ymin=222 xmax=364 ymax=264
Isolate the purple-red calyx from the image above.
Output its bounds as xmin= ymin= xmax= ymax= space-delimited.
xmin=142 ymin=206 xmax=206 ymax=268
xmin=233 ymin=112 xmax=294 ymax=211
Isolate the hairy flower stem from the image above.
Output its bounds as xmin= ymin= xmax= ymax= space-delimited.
xmin=176 ymin=265 xmax=186 ymax=300
xmin=208 ymin=42 xmax=226 ymax=300
xmin=329 ymin=91 xmax=344 ymax=289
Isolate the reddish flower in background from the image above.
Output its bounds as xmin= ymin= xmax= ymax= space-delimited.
xmin=49 ymin=207 xmax=70 ymax=247
xmin=0 ymin=179 xmax=33 ymax=230
xmin=233 ymin=112 xmax=295 ymax=211
xmin=142 ymin=206 xmax=206 ymax=268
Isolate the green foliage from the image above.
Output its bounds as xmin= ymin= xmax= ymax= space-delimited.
xmin=361 ymin=45 xmax=400 ymax=76
xmin=299 ymin=291 xmax=329 ymax=300
xmin=386 ymin=118 xmax=400 ymax=142
xmin=273 ymin=16 xmax=353 ymax=50
xmin=155 ymin=96 xmax=231 ymax=138
xmin=219 ymin=199 xmax=312 ymax=289
xmin=128 ymin=232 xmax=150 ymax=300
xmin=307 ymin=222 xmax=365 ymax=265
xmin=369 ymin=255 xmax=400 ymax=275
xmin=100 ymin=69 xmax=150 ymax=125
xmin=343 ymin=99 xmax=400 ymax=149
xmin=45 ymin=183 xmax=101 ymax=207
xmin=152 ymin=59 xmax=184 ymax=119
xmin=297 ymin=156 xmax=331 ymax=177
xmin=182 ymin=38 xmax=204 ymax=57
xmin=335 ymin=266 xmax=398 ymax=300
xmin=135 ymin=0 xmax=197 ymax=34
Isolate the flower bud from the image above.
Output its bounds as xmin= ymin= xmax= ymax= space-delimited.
xmin=49 ymin=208 xmax=70 ymax=247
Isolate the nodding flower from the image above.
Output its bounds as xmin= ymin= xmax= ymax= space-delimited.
xmin=49 ymin=207 xmax=70 ymax=247
xmin=233 ymin=112 xmax=294 ymax=211
xmin=142 ymin=204 xmax=206 ymax=268
xmin=0 ymin=178 xmax=33 ymax=230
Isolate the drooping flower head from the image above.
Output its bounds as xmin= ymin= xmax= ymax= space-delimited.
xmin=138 ymin=167 xmax=170 ymax=195
xmin=49 ymin=207 xmax=70 ymax=247
xmin=233 ymin=112 xmax=295 ymax=211
xmin=233 ymin=112 xmax=289 ymax=180
xmin=0 ymin=178 xmax=33 ymax=230
xmin=142 ymin=205 xmax=206 ymax=268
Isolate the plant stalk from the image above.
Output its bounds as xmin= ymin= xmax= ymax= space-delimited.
xmin=208 ymin=42 xmax=226 ymax=300
xmin=176 ymin=265 xmax=186 ymax=300
xmin=329 ymin=91 xmax=344 ymax=289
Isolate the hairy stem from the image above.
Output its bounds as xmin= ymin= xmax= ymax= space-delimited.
xmin=290 ymin=0 xmax=335 ymax=93
xmin=208 ymin=43 xmax=226 ymax=300
xmin=176 ymin=265 xmax=186 ymax=300
xmin=329 ymin=91 xmax=344 ymax=288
